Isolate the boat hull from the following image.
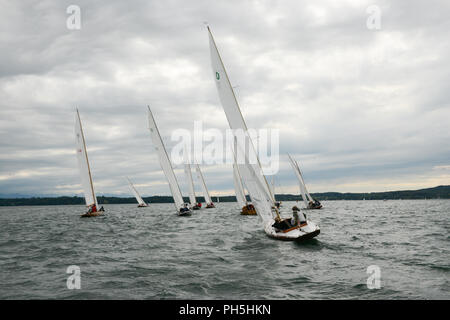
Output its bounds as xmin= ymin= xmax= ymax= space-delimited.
xmin=80 ymin=211 xmax=104 ymax=218
xmin=178 ymin=210 xmax=192 ymax=216
xmin=307 ymin=205 xmax=322 ymax=210
xmin=206 ymin=203 xmax=215 ymax=208
xmin=264 ymin=219 xmax=320 ymax=241
xmin=241 ymin=208 xmax=257 ymax=215
xmin=241 ymin=205 xmax=257 ymax=215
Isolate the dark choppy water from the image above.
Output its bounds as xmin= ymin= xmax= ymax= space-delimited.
xmin=0 ymin=200 xmax=448 ymax=299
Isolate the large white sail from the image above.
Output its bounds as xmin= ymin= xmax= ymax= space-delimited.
xmin=208 ymin=26 xmax=276 ymax=223
xmin=288 ymin=154 xmax=310 ymax=207
xmin=233 ymin=163 xmax=247 ymax=208
xmin=147 ymin=106 xmax=185 ymax=210
xmin=126 ymin=177 xmax=147 ymax=206
xmin=74 ymin=109 xmax=98 ymax=208
xmin=195 ymin=164 xmax=212 ymax=204
xmin=184 ymin=163 xmax=197 ymax=206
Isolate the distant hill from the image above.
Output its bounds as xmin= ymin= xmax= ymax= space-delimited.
xmin=0 ymin=185 xmax=448 ymax=206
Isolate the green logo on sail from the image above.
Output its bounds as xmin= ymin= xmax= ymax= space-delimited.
xmin=216 ymin=72 xmax=220 ymax=80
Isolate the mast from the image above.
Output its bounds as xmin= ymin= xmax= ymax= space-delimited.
xmin=207 ymin=26 xmax=280 ymax=221
xmin=76 ymin=109 xmax=97 ymax=208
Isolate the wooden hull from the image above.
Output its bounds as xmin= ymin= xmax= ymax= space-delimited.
xmin=241 ymin=206 xmax=257 ymax=215
xmin=80 ymin=211 xmax=104 ymax=218
xmin=206 ymin=203 xmax=215 ymax=208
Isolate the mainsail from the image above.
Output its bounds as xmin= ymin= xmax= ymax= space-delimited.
xmin=208 ymin=26 xmax=278 ymax=224
xmin=288 ymin=154 xmax=312 ymax=207
xmin=147 ymin=106 xmax=185 ymax=210
xmin=74 ymin=109 xmax=98 ymax=209
xmin=195 ymin=164 xmax=212 ymax=204
xmin=233 ymin=163 xmax=247 ymax=208
xmin=126 ymin=177 xmax=147 ymax=206
xmin=184 ymin=163 xmax=197 ymax=206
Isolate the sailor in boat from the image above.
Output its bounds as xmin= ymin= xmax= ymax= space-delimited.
xmin=291 ymin=210 xmax=300 ymax=226
xmin=179 ymin=203 xmax=190 ymax=213
xmin=243 ymin=203 xmax=255 ymax=213
xmin=192 ymin=202 xmax=201 ymax=210
xmin=292 ymin=206 xmax=307 ymax=224
xmin=87 ymin=204 xmax=97 ymax=214
xmin=271 ymin=206 xmax=307 ymax=232
xmin=308 ymin=199 xmax=322 ymax=209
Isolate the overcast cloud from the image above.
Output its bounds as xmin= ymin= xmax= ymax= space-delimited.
xmin=0 ymin=0 xmax=449 ymax=197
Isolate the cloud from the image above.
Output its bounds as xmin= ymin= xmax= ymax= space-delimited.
xmin=0 ymin=0 xmax=449 ymax=197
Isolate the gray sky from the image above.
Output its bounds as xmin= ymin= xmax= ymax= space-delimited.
xmin=0 ymin=0 xmax=449 ymax=197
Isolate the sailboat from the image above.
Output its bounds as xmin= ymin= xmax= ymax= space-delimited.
xmin=147 ymin=106 xmax=191 ymax=216
xmin=126 ymin=177 xmax=148 ymax=207
xmin=74 ymin=109 xmax=104 ymax=217
xmin=208 ymin=26 xmax=320 ymax=241
xmin=287 ymin=154 xmax=322 ymax=209
xmin=233 ymin=162 xmax=256 ymax=215
xmin=184 ymin=163 xmax=201 ymax=210
xmin=195 ymin=164 xmax=215 ymax=208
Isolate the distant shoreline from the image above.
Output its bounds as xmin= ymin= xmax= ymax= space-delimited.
xmin=0 ymin=185 xmax=448 ymax=206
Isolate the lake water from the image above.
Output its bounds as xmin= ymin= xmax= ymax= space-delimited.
xmin=0 ymin=200 xmax=448 ymax=299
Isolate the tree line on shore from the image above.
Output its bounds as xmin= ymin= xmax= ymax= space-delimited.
xmin=0 ymin=186 xmax=448 ymax=206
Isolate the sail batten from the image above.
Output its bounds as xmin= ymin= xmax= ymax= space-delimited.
xmin=147 ymin=106 xmax=185 ymax=210
xmin=75 ymin=109 xmax=98 ymax=208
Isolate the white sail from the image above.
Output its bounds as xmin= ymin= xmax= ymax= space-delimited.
xmin=233 ymin=163 xmax=247 ymax=208
xmin=288 ymin=154 xmax=310 ymax=207
xmin=184 ymin=163 xmax=197 ymax=205
xmin=208 ymin=26 xmax=277 ymax=224
xmin=297 ymin=162 xmax=314 ymax=202
xmin=195 ymin=164 xmax=212 ymax=204
xmin=126 ymin=177 xmax=147 ymax=206
xmin=147 ymin=106 xmax=185 ymax=210
xmin=271 ymin=176 xmax=277 ymax=201
xmin=74 ymin=109 xmax=98 ymax=208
